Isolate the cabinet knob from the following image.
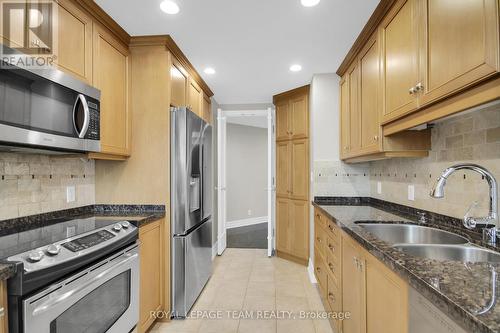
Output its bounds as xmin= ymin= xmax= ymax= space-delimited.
xmin=415 ymin=82 xmax=424 ymax=91
xmin=409 ymin=87 xmax=416 ymax=95
xmin=328 ymin=292 xmax=335 ymax=303
xmin=328 ymin=244 xmax=334 ymax=251
xmin=0 ymin=307 xmax=4 ymax=317
xmin=328 ymin=263 xmax=334 ymax=272
xmin=373 ymin=135 xmax=378 ymax=141
xmin=317 ymin=237 xmax=322 ymax=243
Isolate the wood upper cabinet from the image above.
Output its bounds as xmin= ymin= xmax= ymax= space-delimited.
xmin=202 ymin=92 xmax=212 ymax=124
xmin=366 ymin=256 xmax=408 ymax=333
xmin=342 ymin=236 xmax=367 ymax=333
xmin=290 ymin=93 xmax=308 ymax=139
xmin=348 ymin=62 xmax=361 ymax=153
xmin=276 ymin=140 xmax=291 ymax=198
xmin=276 ymin=197 xmax=290 ymax=253
xmin=418 ymin=0 xmax=500 ymax=106
xmin=139 ymin=219 xmax=164 ymax=333
xmin=359 ymin=37 xmax=380 ymax=153
xmin=339 ymin=75 xmax=350 ymax=158
xmin=188 ymin=77 xmax=202 ymax=117
xmin=380 ymin=0 xmax=419 ymax=123
xmin=290 ymin=139 xmax=309 ymax=200
xmin=170 ymin=60 xmax=188 ymax=108
xmin=276 ymin=100 xmax=291 ymax=141
xmin=54 ymin=0 xmax=93 ymax=83
xmin=0 ymin=0 xmax=25 ymax=48
xmin=92 ymin=23 xmax=131 ymax=157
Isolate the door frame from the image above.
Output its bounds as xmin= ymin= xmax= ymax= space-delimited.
xmin=216 ymin=108 xmax=276 ymax=257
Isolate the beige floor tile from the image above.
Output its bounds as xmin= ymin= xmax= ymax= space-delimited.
xmin=198 ymin=319 xmax=240 ymax=333
xmin=242 ymin=295 xmax=276 ymax=311
xmin=276 ymin=280 xmax=306 ymax=298
xmin=313 ymin=319 xmax=335 ymax=333
xmin=151 ymin=318 xmax=203 ymax=333
xmin=276 ymin=295 xmax=311 ymax=313
xmin=246 ymin=281 xmax=276 ymax=297
xmin=277 ymin=319 xmax=315 ymax=333
xmin=212 ymin=291 xmax=246 ymax=310
xmin=237 ymin=319 xmax=276 ymax=333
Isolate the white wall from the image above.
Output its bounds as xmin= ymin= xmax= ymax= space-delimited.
xmin=225 ymin=123 xmax=268 ymax=222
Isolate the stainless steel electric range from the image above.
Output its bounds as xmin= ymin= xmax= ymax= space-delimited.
xmin=2 ymin=217 xmax=140 ymax=333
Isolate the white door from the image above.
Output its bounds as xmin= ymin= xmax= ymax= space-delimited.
xmin=217 ymin=109 xmax=227 ymax=255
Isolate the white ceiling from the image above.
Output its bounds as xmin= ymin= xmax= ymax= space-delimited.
xmin=95 ymin=0 xmax=379 ymax=104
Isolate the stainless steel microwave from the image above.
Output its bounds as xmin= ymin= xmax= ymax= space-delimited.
xmin=0 ymin=50 xmax=101 ymax=153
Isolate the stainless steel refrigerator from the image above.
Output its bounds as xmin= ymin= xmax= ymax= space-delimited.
xmin=171 ymin=107 xmax=213 ymax=318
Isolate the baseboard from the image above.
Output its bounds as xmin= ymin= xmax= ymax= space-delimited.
xmin=276 ymin=250 xmax=308 ymax=266
xmin=226 ymin=216 xmax=267 ymax=229
xmin=307 ymin=258 xmax=317 ymax=284
xmin=212 ymin=242 xmax=218 ymax=259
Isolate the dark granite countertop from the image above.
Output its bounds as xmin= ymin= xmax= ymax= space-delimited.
xmin=0 ymin=204 xmax=166 ymax=281
xmin=313 ymin=199 xmax=500 ymax=333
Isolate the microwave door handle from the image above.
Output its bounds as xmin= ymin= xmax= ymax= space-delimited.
xmin=30 ymin=251 xmax=138 ymax=317
xmin=73 ymin=94 xmax=90 ymax=138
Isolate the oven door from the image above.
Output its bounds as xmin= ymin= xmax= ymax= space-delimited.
xmin=23 ymin=243 xmax=139 ymax=333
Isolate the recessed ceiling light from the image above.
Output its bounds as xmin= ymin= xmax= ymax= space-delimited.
xmin=160 ymin=0 xmax=180 ymax=14
xmin=301 ymin=0 xmax=320 ymax=7
xmin=204 ymin=67 xmax=216 ymax=75
xmin=289 ymin=64 xmax=302 ymax=72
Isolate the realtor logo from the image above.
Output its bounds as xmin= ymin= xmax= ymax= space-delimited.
xmin=0 ymin=0 xmax=58 ymax=68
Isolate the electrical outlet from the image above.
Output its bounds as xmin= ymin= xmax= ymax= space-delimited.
xmin=408 ymin=185 xmax=415 ymax=201
xmin=66 ymin=186 xmax=76 ymax=203
xmin=377 ymin=181 xmax=382 ymax=194
xmin=247 ymin=209 xmax=252 ymax=216
xmin=66 ymin=226 xmax=76 ymax=238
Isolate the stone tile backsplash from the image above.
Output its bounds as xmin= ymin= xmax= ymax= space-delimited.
xmin=314 ymin=103 xmax=500 ymax=220
xmin=0 ymin=153 xmax=95 ymax=220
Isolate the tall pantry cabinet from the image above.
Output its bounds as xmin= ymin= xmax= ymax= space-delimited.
xmin=273 ymin=85 xmax=310 ymax=265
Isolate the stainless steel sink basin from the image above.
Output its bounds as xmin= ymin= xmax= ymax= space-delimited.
xmin=356 ymin=223 xmax=469 ymax=245
xmin=394 ymin=244 xmax=500 ymax=263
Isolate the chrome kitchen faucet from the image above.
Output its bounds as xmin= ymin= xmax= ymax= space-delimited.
xmin=430 ymin=163 xmax=498 ymax=244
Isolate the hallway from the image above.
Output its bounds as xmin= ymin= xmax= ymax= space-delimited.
xmin=151 ymin=248 xmax=334 ymax=333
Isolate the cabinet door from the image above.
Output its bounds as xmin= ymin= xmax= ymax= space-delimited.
xmin=342 ymin=236 xmax=366 ymax=333
xmin=340 ymin=75 xmax=351 ymax=158
xmin=276 ymin=198 xmax=290 ymax=253
xmin=359 ymin=37 xmax=380 ymax=153
xmin=380 ymin=0 xmax=419 ymax=123
xmin=366 ymin=257 xmax=408 ymax=333
xmin=0 ymin=0 xmax=26 ymax=48
xmin=139 ymin=220 xmax=163 ymax=333
xmin=276 ymin=141 xmax=291 ymax=198
xmin=290 ymin=199 xmax=309 ymax=260
xmin=188 ymin=78 xmax=202 ymax=117
xmin=290 ymin=93 xmax=308 ymax=139
xmin=171 ymin=60 xmax=188 ymax=107
xmin=291 ymin=139 xmax=309 ymax=200
xmin=202 ymin=93 xmax=212 ymax=124
xmin=418 ymin=0 xmax=499 ymax=106
xmin=55 ymin=0 xmax=92 ymax=83
xmin=275 ymin=100 xmax=290 ymax=141
xmin=348 ymin=63 xmax=361 ymax=153
xmin=92 ymin=23 xmax=131 ymax=156
xmin=0 ymin=280 xmax=6 ymax=333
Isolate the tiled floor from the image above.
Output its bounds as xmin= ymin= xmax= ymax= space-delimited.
xmin=151 ymin=248 xmax=334 ymax=333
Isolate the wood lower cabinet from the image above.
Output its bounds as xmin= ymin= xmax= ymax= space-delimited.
xmin=139 ymin=219 xmax=164 ymax=333
xmin=314 ymin=207 xmax=409 ymax=333
xmin=55 ymin=0 xmax=93 ymax=83
xmin=0 ymin=280 xmax=7 ymax=333
xmin=276 ymin=198 xmax=309 ymax=264
xmin=91 ymin=23 xmax=131 ymax=158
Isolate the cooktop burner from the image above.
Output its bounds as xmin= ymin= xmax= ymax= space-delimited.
xmin=0 ymin=217 xmax=132 ymax=260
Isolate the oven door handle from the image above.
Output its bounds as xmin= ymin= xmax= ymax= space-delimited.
xmin=31 ymin=251 xmax=138 ymax=317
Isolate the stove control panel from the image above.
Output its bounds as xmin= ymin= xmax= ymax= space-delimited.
xmin=8 ymin=221 xmax=137 ymax=272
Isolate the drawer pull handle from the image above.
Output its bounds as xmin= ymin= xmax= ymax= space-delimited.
xmin=0 ymin=307 xmax=4 ymax=317
xmin=328 ymin=293 xmax=335 ymax=303
xmin=316 ymin=267 xmax=321 ymax=273
xmin=328 ymin=244 xmax=334 ymax=251
xmin=328 ymin=225 xmax=334 ymax=232
xmin=316 ymin=237 xmax=321 ymax=243
xmin=328 ymin=263 xmax=334 ymax=272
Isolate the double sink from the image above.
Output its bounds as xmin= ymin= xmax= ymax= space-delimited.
xmin=356 ymin=223 xmax=500 ymax=263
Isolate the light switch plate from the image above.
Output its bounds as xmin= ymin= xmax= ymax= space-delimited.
xmin=66 ymin=186 xmax=76 ymax=203
xmin=408 ymin=185 xmax=415 ymax=201
xmin=377 ymin=181 xmax=382 ymax=194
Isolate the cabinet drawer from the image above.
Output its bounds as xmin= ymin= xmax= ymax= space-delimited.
xmin=327 ymin=274 xmax=342 ymax=332
xmin=326 ymin=251 xmax=341 ymax=288
xmin=325 ymin=220 xmax=341 ymax=243
xmin=326 ymin=234 xmax=341 ymax=263
xmin=314 ymin=245 xmax=327 ymax=289
xmin=314 ymin=208 xmax=326 ymax=229
xmin=314 ymin=220 xmax=327 ymax=257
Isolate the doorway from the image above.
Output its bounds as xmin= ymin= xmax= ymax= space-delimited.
xmin=217 ymin=108 xmax=275 ymax=257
